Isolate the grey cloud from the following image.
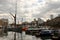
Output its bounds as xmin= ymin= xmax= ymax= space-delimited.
xmin=33 ymin=0 xmax=60 ymax=19
xmin=0 ymin=0 xmax=60 ymax=23
xmin=0 ymin=0 xmax=15 ymax=14
xmin=0 ymin=0 xmax=8 ymax=4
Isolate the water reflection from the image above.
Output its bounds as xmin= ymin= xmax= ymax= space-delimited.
xmin=0 ymin=32 xmax=58 ymax=40
xmin=24 ymin=35 xmax=52 ymax=40
xmin=13 ymin=32 xmax=53 ymax=40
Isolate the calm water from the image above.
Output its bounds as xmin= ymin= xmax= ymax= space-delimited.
xmin=0 ymin=32 xmax=52 ymax=40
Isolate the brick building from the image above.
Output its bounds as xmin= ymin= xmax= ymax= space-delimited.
xmin=41 ymin=16 xmax=60 ymax=29
xmin=0 ymin=19 xmax=8 ymax=36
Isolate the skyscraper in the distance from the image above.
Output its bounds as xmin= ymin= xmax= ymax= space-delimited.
xmin=58 ymin=14 xmax=60 ymax=17
xmin=50 ymin=15 xmax=54 ymax=19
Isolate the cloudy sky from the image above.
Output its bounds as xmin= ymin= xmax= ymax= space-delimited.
xmin=0 ymin=0 xmax=60 ymax=23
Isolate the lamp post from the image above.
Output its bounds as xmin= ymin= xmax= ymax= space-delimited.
xmin=14 ymin=14 xmax=16 ymax=40
xmin=9 ymin=0 xmax=17 ymax=40
xmin=14 ymin=0 xmax=17 ymax=40
xmin=9 ymin=11 xmax=16 ymax=40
